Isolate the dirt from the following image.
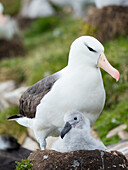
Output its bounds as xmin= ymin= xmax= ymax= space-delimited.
xmin=84 ymin=6 xmax=128 ymax=42
xmin=17 ymin=17 xmax=35 ymax=29
xmin=29 ymin=149 xmax=128 ymax=170
xmin=0 ymin=39 xmax=24 ymax=59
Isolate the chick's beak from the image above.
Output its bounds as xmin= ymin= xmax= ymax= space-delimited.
xmin=61 ymin=122 xmax=72 ymax=139
xmin=98 ymin=52 xmax=120 ymax=81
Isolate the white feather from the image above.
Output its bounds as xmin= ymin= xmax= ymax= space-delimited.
xmin=51 ymin=111 xmax=107 ymax=152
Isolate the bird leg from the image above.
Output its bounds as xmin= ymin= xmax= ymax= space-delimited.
xmin=38 ymin=138 xmax=46 ymax=150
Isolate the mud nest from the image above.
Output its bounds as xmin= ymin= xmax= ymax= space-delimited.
xmin=0 ymin=39 xmax=24 ymax=59
xmin=84 ymin=6 xmax=128 ymax=42
xmin=29 ymin=149 xmax=128 ymax=170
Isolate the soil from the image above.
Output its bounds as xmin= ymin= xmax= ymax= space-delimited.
xmin=17 ymin=17 xmax=35 ymax=29
xmin=29 ymin=149 xmax=128 ymax=170
xmin=0 ymin=39 xmax=24 ymax=59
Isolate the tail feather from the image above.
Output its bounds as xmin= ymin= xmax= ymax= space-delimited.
xmin=8 ymin=114 xmax=33 ymax=129
xmin=8 ymin=114 xmax=23 ymax=120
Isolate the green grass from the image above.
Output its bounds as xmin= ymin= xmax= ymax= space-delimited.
xmin=0 ymin=16 xmax=128 ymax=145
xmin=94 ymin=36 xmax=128 ymax=145
xmin=0 ymin=17 xmax=83 ymax=85
xmin=1 ymin=0 xmax=22 ymax=15
xmin=94 ymin=94 xmax=128 ymax=145
xmin=0 ymin=107 xmax=27 ymax=142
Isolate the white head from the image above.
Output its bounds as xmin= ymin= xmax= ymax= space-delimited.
xmin=68 ymin=36 xmax=120 ymax=81
xmin=61 ymin=111 xmax=90 ymax=139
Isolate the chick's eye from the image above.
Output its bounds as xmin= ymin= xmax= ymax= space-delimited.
xmin=74 ymin=117 xmax=77 ymax=120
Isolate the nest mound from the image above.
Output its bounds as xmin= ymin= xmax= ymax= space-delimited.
xmin=84 ymin=6 xmax=128 ymax=42
xmin=17 ymin=17 xmax=35 ymax=29
xmin=29 ymin=149 xmax=128 ymax=169
xmin=0 ymin=39 xmax=24 ymax=59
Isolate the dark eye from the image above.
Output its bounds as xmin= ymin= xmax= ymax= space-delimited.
xmin=87 ymin=46 xmax=96 ymax=52
xmin=84 ymin=43 xmax=96 ymax=52
xmin=74 ymin=117 xmax=77 ymax=120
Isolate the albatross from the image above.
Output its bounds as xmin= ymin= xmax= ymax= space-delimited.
xmin=51 ymin=111 xmax=107 ymax=152
xmin=8 ymin=36 xmax=120 ymax=150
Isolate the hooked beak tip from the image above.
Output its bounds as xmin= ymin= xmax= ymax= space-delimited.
xmin=60 ymin=121 xmax=72 ymax=139
xmin=116 ymin=71 xmax=120 ymax=82
xmin=98 ymin=52 xmax=120 ymax=82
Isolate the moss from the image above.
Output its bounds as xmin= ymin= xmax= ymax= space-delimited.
xmin=16 ymin=159 xmax=33 ymax=170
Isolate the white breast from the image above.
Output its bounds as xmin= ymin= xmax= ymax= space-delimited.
xmin=36 ymin=66 xmax=105 ymax=127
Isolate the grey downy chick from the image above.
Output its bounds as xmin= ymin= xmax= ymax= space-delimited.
xmin=51 ymin=111 xmax=107 ymax=153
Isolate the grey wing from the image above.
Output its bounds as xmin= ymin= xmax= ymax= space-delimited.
xmin=19 ymin=73 xmax=59 ymax=118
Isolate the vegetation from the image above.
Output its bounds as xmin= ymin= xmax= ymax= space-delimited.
xmin=94 ymin=36 xmax=128 ymax=145
xmin=0 ymin=107 xmax=26 ymax=140
xmin=0 ymin=9 xmax=128 ymax=145
xmin=16 ymin=159 xmax=33 ymax=170
xmin=1 ymin=0 xmax=22 ymax=15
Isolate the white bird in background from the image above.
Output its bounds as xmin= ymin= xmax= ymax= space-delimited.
xmin=0 ymin=2 xmax=20 ymax=40
xmin=51 ymin=111 xmax=107 ymax=152
xmin=8 ymin=36 xmax=120 ymax=150
xmin=0 ymin=3 xmax=7 ymax=25
xmin=0 ymin=135 xmax=20 ymax=150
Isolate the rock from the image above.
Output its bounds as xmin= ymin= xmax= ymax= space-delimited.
xmin=0 ymin=80 xmax=15 ymax=94
xmin=94 ymin=0 xmax=128 ymax=8
xmin=108 ymin=140 xmax=128 ymax=159
xmin=0 ymin=147 xmax=31 ymax=170
xmin=118 ymin=131 xmax=128 ymax=140
xmin=106 ymin=124 xmax=127 ymax=138
xmin=22 ymin=137 xmax=39 ymax=151
xmin=28 ymin=150 xmax=128 ymax=169
xmin=0 ymin=96 xmax=9 ymax=111
xmin=84 ymin=6 xmax=128 ymax=42
xmin=46 ymin=136 xmax=58 ymax=150
xmin=3 ymin=86 xmax=28 ymax=106
xmin=20 ymin=0 xmax=55 ymax=19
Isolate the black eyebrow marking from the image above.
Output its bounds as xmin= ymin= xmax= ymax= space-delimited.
xmin=84 ymin=43 xmax=97 ymax=52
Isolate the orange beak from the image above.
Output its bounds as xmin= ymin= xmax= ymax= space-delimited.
xmin=98 ymin=52 xmax=120 ymax=82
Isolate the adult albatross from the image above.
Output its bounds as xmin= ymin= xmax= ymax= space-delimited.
xmin=8 ymin=36 xmax=120 ymax=150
